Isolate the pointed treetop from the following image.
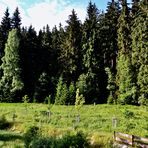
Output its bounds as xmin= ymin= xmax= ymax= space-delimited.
xmin=11 ymin=7 xmax=21 ymax=29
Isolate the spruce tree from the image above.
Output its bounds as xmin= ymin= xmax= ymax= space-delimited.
xmin=116 ymin=0 xmax=136 ymax=104
xmin=55 ymin=76 xmax=68 ymax=105
xmin=80 ymin=2 xmax=106 ymax=103
xmin=0 ymin=29 xmax=24 ymax=102
xmin=21 ymin=25 xmax=39 ymax=100
xmin=131 ymin=0 xmax=148 ymax=105
xmin=105 ymin=67 xmax=116 ymax=104
xmin=101 ymin=0 xmax=120 ymax=71
xmin=131 ymin=0 xmax=140 ymax=16
xmin=99 ymin=0 xmax=120 ymax=103
xmin=60 ymin=9 xmax=82 ymax=83
xmin=68 ymin=82 xmax=76 ymax=105
xmin=0 ymin=8 xmax=11 ymax=67
xmin=33 ymin=72 xmax=50 ymax=103
xmin=11 ymin=7 xmax=21 ymax=29
xmin=51 ymin=25 xmax=65 ymax=78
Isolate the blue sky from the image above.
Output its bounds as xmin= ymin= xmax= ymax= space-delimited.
xmin=0 ymin=0 xmax=132 ymax=31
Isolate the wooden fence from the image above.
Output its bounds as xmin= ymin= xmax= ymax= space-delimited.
xmin=114 ymin=131 xmax=148 ymax=148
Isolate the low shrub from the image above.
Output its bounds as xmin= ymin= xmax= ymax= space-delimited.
xmin=59 ymin=131 xmax=89 ymax=148
xmin=123 ymin=109 xmax=134 ymax=119
xmin=31 ymin=137 xmax=59 ymax=148
xmin=31 ymin=131 xmax=89 ymax=148
xmin=0 ymin=115 xmax=10 ymax=129
xmin=24 ymin=126 xmax=40 ymax=148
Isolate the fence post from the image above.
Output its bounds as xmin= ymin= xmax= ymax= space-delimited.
xmin=131 ymin=135 xmax=134 ymax=146
xmin=113 ymin=131 xmax=116 ymax=140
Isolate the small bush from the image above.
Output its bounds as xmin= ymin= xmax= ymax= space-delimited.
xmin=123 ymin=109 xmax=134 ymax=119
xmin=60 ymin=131 xmax=89 ymax=148
xmin=31 ymin=131 xmax=89 ymax=148
xmin=0 ymin=115 xmax=10 ymax=129
xmin=24 ymin=126 xmax=39 ymax=148
xmin=31 ymin=137 xmax=59 ymax=148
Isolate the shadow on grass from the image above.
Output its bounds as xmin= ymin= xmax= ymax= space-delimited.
xmin=0 ymin=133 xmax=23 ymax=141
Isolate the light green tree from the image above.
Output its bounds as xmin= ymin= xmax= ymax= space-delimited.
xmin=75 ymin=88 xmax=85 ymax=114
xmin=131 ymin=0 xmax=148 ymax=105
xmin=105 ymin=67 xmax=116 ymax=104
xmin=116 ymin=0 xmax=136 ymax=104
xmin=55 ymin=76 xmax=68 ymax=105
xmin=0 ymin=29 xmax=24 ymax=102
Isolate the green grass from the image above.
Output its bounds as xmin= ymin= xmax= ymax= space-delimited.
xmin=0 ymin=103 xmax=147 ymax=147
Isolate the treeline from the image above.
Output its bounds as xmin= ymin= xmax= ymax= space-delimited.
xmin=0 ymin=0 xmax=147 ymax=105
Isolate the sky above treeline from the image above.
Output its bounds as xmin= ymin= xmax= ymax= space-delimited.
xmin=0 ymin=0 xmax=132 ymax=31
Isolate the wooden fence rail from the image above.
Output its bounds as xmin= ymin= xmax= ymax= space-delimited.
xmin=114 ymin=131 xmax=148 ymax=148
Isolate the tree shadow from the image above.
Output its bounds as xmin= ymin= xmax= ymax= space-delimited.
xmin=0 ymin=133 xmax=23 ymax=141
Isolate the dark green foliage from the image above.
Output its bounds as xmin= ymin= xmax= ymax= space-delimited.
xmin=123 ymin=109 xmax=134 ymax=119
xmin=105 ymin=67 xmax=116 ymax=104
xmin=59 ymin=131 xmax=89 ymax=148
xmin=100 ymin=0 xmax=120 ymax=71
xmin=0 ymin=133 xmax=22 ymax=141
xmin=116 ymin=0 xmax=136 ymax=104
xmin=0 ymin=115 xmax=10 ymax=129
xmin=81 ymin=2 xmax=105 ymax=104
xmin=20 ymin=25 xmax=41 ymax=100
xmin=131 ymin=0 xmax=148 ymax=105
xmin=31 ymin=137 xmax=59 ymax=148
xmin=33 ymin=72 xmax=50 ymax=103
xmin=31 ymin=131 xmax=89 ymax=148
xmin=68 ymin=82 xmax=76 ymax=105
xmin=0 ymin=1 xmax=147 ymax=104
xmin=24 ymin=126 xmax=39 ymax=148
xmin=60 ymin=9 xmax=82 ymax=83
xmin=11 ymin=7 xmax=21 ymax=29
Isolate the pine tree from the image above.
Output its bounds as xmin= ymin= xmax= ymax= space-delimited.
xmin=33 ymin=72 xmax=50 ymax=103
xmin=131 ymin=0 xmax=148 ymax=105
xmin=131 ymin=0 xmax=140 ymax=16
xmin=11 ymin=7 xmax=21 ymax=29
xmin=60 ymin=9 xmax=82 ymax=83
xmin=0 ymin=29 xmax=24 ymax=102
xmin=21 ymin=25 xmax=39 ymax=100
xmin=0 ymin=8 xmax=11 ymax=67
xmin=51 ymin=25 xmax=65 ymax=78
xmin=105 ymin=67 xmax=116 ymax=104
xmin=68 ymin=82 xmax=76 ymax=105
xmin=80 ymin=2 xmax=106 ymax=103
xmin=100 ymin=0 xmax=120 ymax=71
xmin=116 ymin=0 xmax=136 ymax=104
xmin=55 ymin=76 xmax=68 ymax=105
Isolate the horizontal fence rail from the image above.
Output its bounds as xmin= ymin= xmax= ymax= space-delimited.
xmin=114 ymin=131 xmax=148 ymax=148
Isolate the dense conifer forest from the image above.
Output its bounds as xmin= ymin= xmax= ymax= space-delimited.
xmin=0 ymin=0 xmax=147 ymax=105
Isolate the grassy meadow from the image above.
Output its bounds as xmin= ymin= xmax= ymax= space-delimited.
xmin=0 ymin=103 xmax=148 ymax=147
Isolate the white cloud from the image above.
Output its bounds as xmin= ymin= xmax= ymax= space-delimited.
xmin=0 ymin=0 xmax=87 ymax=32
xmin=24 ymin=0 xmax=86 ymax=31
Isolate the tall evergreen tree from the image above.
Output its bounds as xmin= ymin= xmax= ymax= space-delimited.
xmin=99 ymin=0 xmax=120 ymax=103
xmin=11 ymin=7 xmax=21 ymax=29
xmin=79 ymin=1 xmax=107 ymax=103
xmin=21 ymin=25 xmax=39 ymax=100
xmin=0 ymin=29 xmax=24 ymax=102
xmin=101 ymin=0 xmax=120 ymax=71
xmin=55 ymin=76 xmax=68 ymax=105
xmin=0 ymin=8 xmax=11 ymax=67
xmin=116 ymin=0 xmax=136 ymax=104
xmin=131 ymin=0 xmax=148 ymax=105
xmin=34 ymin=25 xmax=55 ymax=102
xmin=60 ymin=9 xmax=82 ymax=83
xmin=33 ymin=72 xmax=50 ymax=103
xmin=131 ymin=0 xmax=140 ymax=16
